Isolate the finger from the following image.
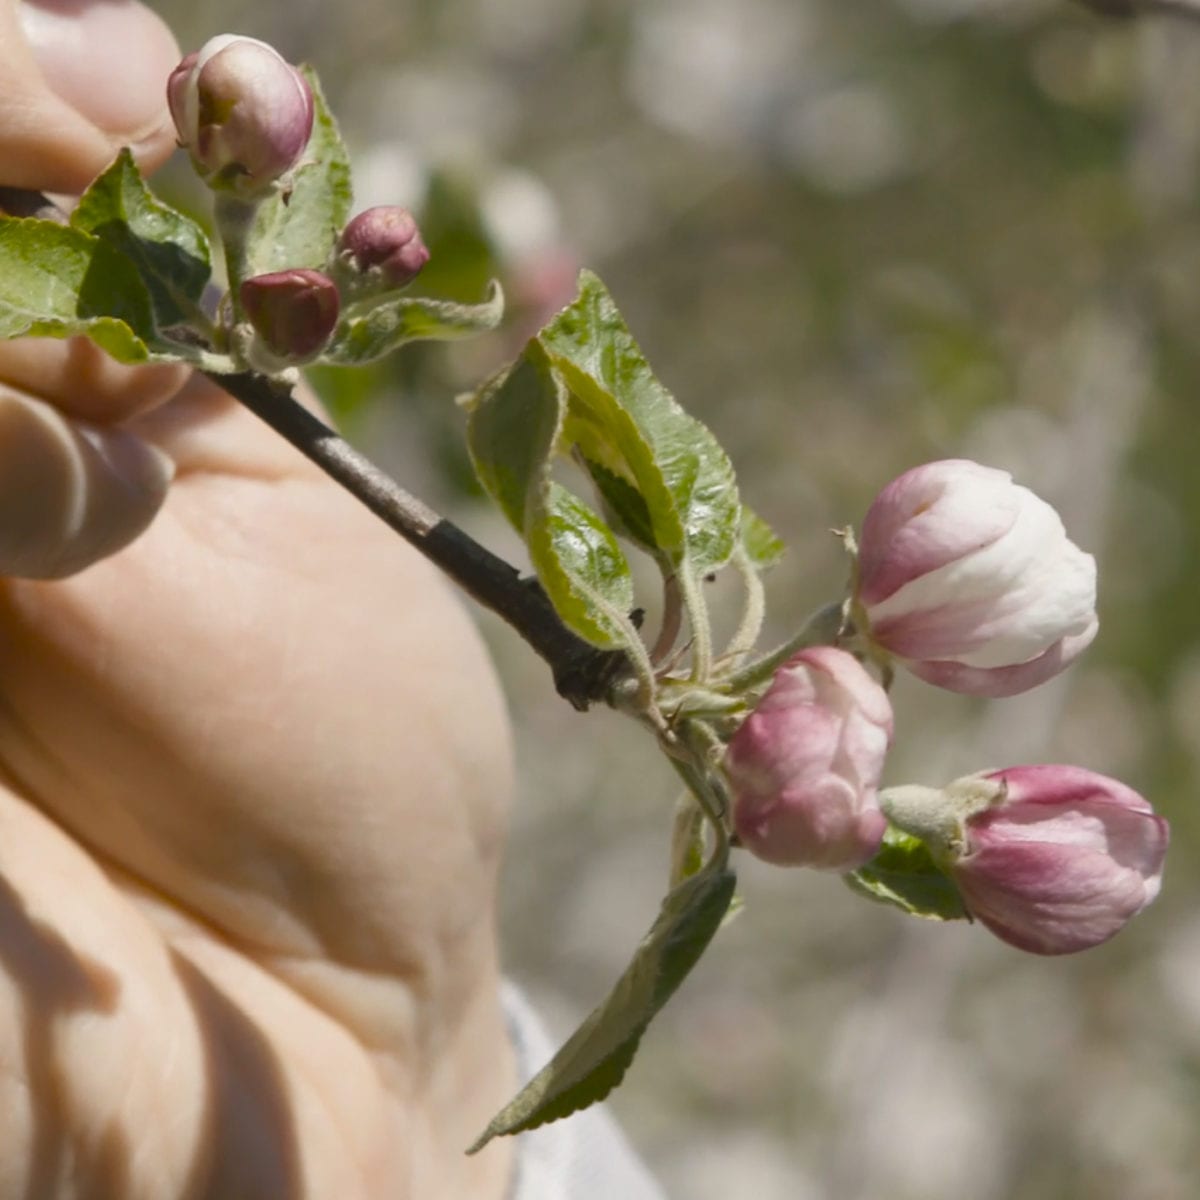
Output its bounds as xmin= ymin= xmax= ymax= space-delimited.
xmin=0 ymin=384 xmax=174 ymax=578
xmin=0 ymin=0 xmax=181 ymax=191
xmin=18 ymin=0 xmax=180 ymax=143
xmin=0 ymin=335 xmax=190 ymax=424
xmin=0 ymin=366 xmax=321 ymax=585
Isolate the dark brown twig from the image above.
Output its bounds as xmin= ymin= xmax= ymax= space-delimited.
xmin=1072 ymin=0 xmax=1200 ymax=18
xmin=209 ymin=372 xmax=630 ymax=710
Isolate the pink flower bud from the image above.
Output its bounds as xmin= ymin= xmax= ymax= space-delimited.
xmin=167 ymin=35 xmax=314 ymax=193
xmin=856 ymin=459 xmax=1097 ymax=697
xmin=240 ymin=269 xmax=339 ymax=361
xmin=949 ymin=766 xmax=1169 ymax=955
xmin=337 ymin=207 xmax=430 ymax=288
xmin=725 ymin=647 xmax=893 ymax=870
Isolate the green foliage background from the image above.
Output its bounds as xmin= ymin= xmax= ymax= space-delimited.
xmin=154 ymin=2 xmax=1200 ymax=1196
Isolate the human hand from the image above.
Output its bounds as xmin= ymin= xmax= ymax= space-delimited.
xmin=0 ymin=5 xmax=516 ymax=1197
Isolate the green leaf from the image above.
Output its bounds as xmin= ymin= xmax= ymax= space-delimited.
xmin=0 ymin=216 xmax=160 ymax=363
xmin=578 ymin=454 xmax=658 ymax=551
xmin=561 ymin=402 xmax=658 ymax=551
xmin=249 ymin=67 xmax=352 ymax=274
xmin=844 ymin=826 xmax=969 ymax=921
xmin=466 ymin=345 xmax=565 ymax=531
xmin=323 ymin=281 xmax=504 ymax=366
xmin=466 ymin=344 xmax=637 ymax=650
xmin=538 ymin=271 xmax=740 ymax=576
xmin=470 ymin=857 xmax=737 ymax=1151
xmin=528 ymin=482 xmax=636 ymax=649
xmin=70 ymin=148 xmax=211 ymax=329
xmin=740 ymin=506 xmax=786 ymax=571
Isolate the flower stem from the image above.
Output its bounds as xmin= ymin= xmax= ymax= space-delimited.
xmin=676 ymin=566 xmax=713 ymax=684
xmin=649 ymin=573 xmax=683 ymax=667
xmin=718 ymin=545 xmax=766 ymax=667
xmin=213 ymin=193 xmax=260 ymax=325
xmin=666 ymin=742 xmax=731 ymax=849
xmin=717 ymin=600 xmax=845 ymax=693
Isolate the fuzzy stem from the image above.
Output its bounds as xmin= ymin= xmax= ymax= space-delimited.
xmin=717 ymin=600 xmax=845 ymax=694
xmin=213 ymin=193 xmax=260 ymax=326
xmin=718 ymin=546 xmax=766 ymax=668
xmin=657 ymin=718 xmax=735 ymax=850
xmin=649 ymin=573 xmax=683 ymax=667
xmin=666 ymin=743 xmax=731 ymax=848
xmin=676 ymin=566 xmax=713 ymax=684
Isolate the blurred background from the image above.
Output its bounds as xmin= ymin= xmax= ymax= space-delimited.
xmin=155 ymin=1 xmax=1200 ymax=1196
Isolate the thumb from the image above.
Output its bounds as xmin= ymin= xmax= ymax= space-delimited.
xmin=2 ymin=0 xmax=181 ymax=192
xmin=0 ymin=385 xmax=174 ymax=578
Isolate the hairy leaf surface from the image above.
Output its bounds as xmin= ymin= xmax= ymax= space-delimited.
xmin=71 ymin=149 xmax=211 ymax=329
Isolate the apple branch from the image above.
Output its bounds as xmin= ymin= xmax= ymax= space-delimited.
xmin=210 ymin=370 xmax=630 ymax=710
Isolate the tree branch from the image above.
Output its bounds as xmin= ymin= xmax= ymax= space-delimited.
xmin=1072 ymin=0 xmax=1200 ymax=19
xmin=209 ymin=370 xmax=629 ymax=710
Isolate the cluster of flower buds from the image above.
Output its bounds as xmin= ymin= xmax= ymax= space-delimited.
xmin=724 ymin=459 xmax=1169 ymax=954
xmin=168 ymin=38 xmax=432 ymax=371
xmin=233 ymin=203 xmax=430 ymax=366
xmin=165 ymin=37 xmax=1168 ymax=959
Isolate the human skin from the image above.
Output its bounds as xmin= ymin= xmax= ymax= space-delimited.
xmin=0 ymin=4 xmax=517 ymax=1198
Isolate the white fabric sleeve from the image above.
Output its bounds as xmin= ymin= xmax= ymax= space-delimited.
xmin=501 ymin=982 xmax=670 ymax=1200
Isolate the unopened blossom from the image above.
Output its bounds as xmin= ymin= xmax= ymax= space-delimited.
xmin=240 ymin=269 xmax=339 ymax=362
xmin=881 ymin=766 xmax=1169 ymax=955
xmin=167 ymin=35 xmax=313 ymax=193
xmin=337 ymin=207 xmax=430 ymax=289
xmin=856 ymin=460 xmax=1097 ymax=697
xmin=725 ymin=646 xmax=893 ymax=870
